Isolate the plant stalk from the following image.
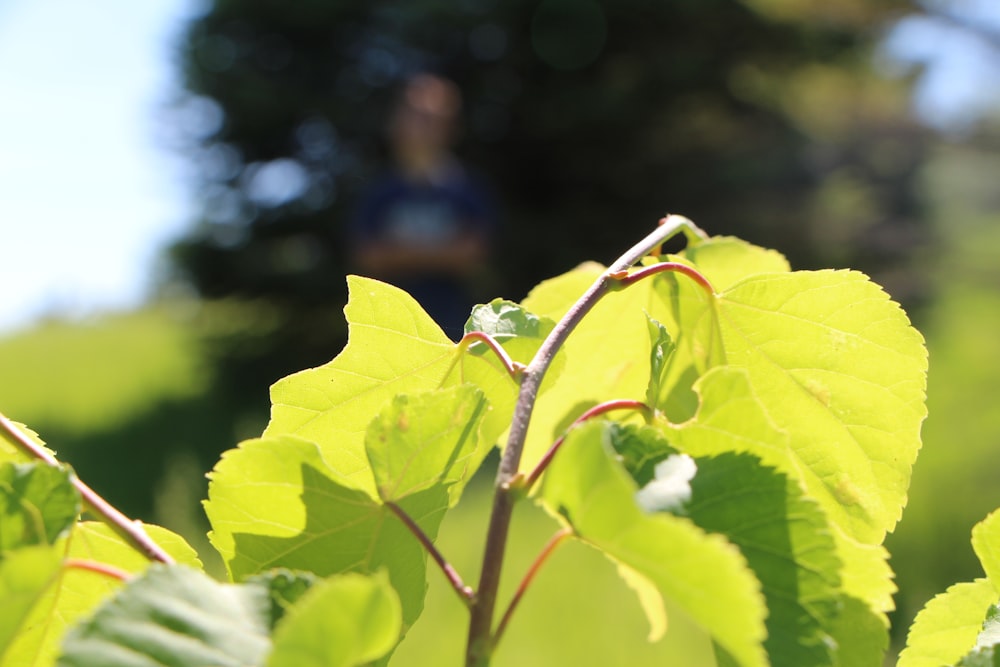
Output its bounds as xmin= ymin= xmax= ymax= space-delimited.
xmin=0 ymin=413 xmax=176 ymax=565
xmin=464 ymin=215 xmax=704 ymax=666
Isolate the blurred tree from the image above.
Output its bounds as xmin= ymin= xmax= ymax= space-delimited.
xmin=167 ymin=0 xmax=933 ymax=392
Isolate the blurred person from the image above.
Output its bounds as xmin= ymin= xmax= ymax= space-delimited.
xmin=350 ymin=73 xmax=496 ymax=339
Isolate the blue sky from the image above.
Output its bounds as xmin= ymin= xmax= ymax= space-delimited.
xmin=0 ymin=0 xmax=195 ymax=332
xmin=0 ymin=0 xmax=998 ymax=335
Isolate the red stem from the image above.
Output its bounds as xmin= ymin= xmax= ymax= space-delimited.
xmin=493 ymin=528 xmax=572 ymax=647
xmin=0 ymin=413 xmax=175 ymax=565
xmin=385 ymin=500 xmax=474 ymax=605
xmin=64 ymin=558 xmax=131 ymax=582
xmin=459 ymin=331 xmax=525 ymax=379
xmin=524 ymin=399 xmax=651 ymax=489
xmin=612 ymin=261 xmax=715 ymax=295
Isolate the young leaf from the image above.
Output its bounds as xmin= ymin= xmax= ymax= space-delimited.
xmin=464 ymin=298 xmax=565 ymax=395
xmin=644 ymin=316 xmax=676 ymax=410
xmin=266 ymin=571 xmax=402 ymax=667
xmin=0 ymin=462 xmax=80 ymax=551
xmin=206 ymin=434 xmax=444 ymax=631
xmin=365 ymin=386 xmax=488 ymax=504
xmin=898 ymin=580 xmax=1000 ymax=667
xmin=56 ymin=564 xmax=272 ymax=667
xmin=465 ymin=298 xmax=554 ymax=342
xmin=540 ymin=421 xmax=768 ymax=667
xmin=3 ymin=522 xmax=202 ymax=667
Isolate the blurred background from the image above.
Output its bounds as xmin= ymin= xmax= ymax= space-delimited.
xmin=2 ymin=0 xmax=1000 ymax=662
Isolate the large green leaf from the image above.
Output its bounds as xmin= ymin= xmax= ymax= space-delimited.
xmin=206 ymin=434 xmax=444 ymax=631
xmin=898 ymin=580 xmax=999 ymax=667
xmin=263 ymin=276 xmax=517 ymax=501
xmin=57 ymin=564 xmax=272 ymax=667
xmin=266 ymin=571 xmax=401 ymax=667
xmin=685 ymin=452 xmax=841 ymax=667
xmin=2 ymin=522 xmax=201 ymax=667
xmin=667 ymin=267 xmax=927 ymax=545
xmin=518 ymin=237 xmax=794 ymax=477
xmin=540 ymin=421 xmax=768 ymax=667
xmin=366 ymin=385 xmax=487 ymax=504
xmin=608 ymin=421 xmax=845 ymax=667
xmin=667 ymin=367 xmax=896 ymax=617
xmin=0 ymin=545 xmax=62 ymax=664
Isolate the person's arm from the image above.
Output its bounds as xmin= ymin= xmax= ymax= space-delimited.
xmin=355 ymin=228 xmax=487 ymax=277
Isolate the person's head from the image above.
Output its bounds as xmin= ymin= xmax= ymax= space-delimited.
xmin=388 ymin=73 xmax=462 ymax=166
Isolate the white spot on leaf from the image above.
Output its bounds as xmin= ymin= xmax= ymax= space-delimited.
xmin=635 ymin=454 xmax=697 ymax=513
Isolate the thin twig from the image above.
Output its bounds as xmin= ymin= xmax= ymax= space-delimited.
xmin=385 ymin=500 xmax=474 ymax=605
xmin=466 ymin=214 xmax=703 ymax=666
xmin=0 ymin=413 xmax=175 ymax=565
xmin=611 ymin=261 xmax=715 ymax=295
xmin=64 ymin=558 xmax=131 ymax=582
xmin=460 ymin=331 xmax=526 ymax=379
xmin=493 ymin=527 xmax=572 ymax=647
xmin=523 ymin=399 xmax=651 ymax=489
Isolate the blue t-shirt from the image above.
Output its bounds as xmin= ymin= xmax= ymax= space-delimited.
xmin=351 ymin=164 xmax=495 ymax=337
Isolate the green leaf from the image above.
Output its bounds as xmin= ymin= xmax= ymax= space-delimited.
xmin=263 ymin=276 xmax=515 ymax=502
xmin=57 ymin=564 xmax=272 ymax=667
xmin=246 ymin=569 xmax=318 ymax=628
xmin=671 ymin=268 xmax=928 ymax=545
xmin=0 ymin=418 xmax=56 ymax=466
xmin=608 ymin=422 xmax=845 ymax=667
xmin=685 ymin=452 xmax=842 ymax=667
xmin=644 ymin=316 xmax=676 ymax=410
xmin=266 ymin=571 xmax=401 ymax=667
xmin=662 ymin=236 xmax=791 ymax=288
xmin=517 ymin=237 xmax=793 ymax=475
xmin=960 ymin=646 xmax=1000 ymax=667
xmin=668 ymin=367 xmax=896 ymax=617
xmin=898 ymin=580 xmax=999 ymax=667
xmin=0 ymin=462 xmax=79 ymax=551
xmin=206 ymin=435 xmax=444 ymax=631
xmin=826 ymin=595 xmax=888 ymax=667
xmin=2 ymin=521 xmax=201 ymax=667
xmin=540 ymin=421 xmax=768 ymax=667
xmin=974 ymin=510 xmax=1000 ymax=594
xmin=465 ymin=298 xmax=554 ymax=342
xmin=976 ymin=605 xmax=1000 ymax=651
xmin=366 ymin=386 xmax=488 ymax=505
xmin=0 ymin=545 xmax=62 ymax=664
xmin=954 ymin=606 xmax=1000 ymax=665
